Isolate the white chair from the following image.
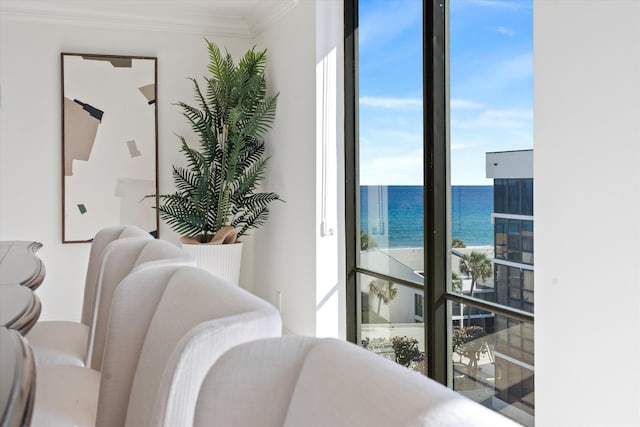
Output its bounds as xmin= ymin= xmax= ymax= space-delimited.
xmin=193 ymin=336 xmax=521 ymax=427
xmin=85 ymin=237 xmax=197 ymax=370
xmin=26 ymin=225 xmax=152 ymax=367
xmin=32 ymin=264 xmax=282 ymax=427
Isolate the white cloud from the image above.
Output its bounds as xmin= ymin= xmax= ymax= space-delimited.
xmin=450 ymin=98 xmax=484 ymax=110
xmin=461 ymin=108 xmax=532 ymax=130
xmin=453 ymin=51 xmax=533 ymax=98
xmin=360 ymin=97 xmax=422 ymax=109
xmin=451 ymin=143 xmax=474 ymax=151
xmin=500 ymin=52 xmax=533 ymax=80
xmin=359 ymin=150 xmax=424 ymax=186
xmin=494 ymin=26 xmax=516 ymax=37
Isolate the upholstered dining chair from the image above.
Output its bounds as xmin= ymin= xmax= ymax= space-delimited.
xmin=85 ymin=237 xmax=197 ymax=370
xmin=26 ymin=225 xmax=152 ymax=367
xmin=193 ymin=337 xmax=520 ymax=427
xmin=31 ymin=264 xmax=282 ymax=427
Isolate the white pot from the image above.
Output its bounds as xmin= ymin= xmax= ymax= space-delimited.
xmin=180 ymin=238 xmax=243 ymax=285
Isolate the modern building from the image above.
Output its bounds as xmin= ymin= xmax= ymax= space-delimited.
xmin=486 ymin=150 xmax=534 ymax=416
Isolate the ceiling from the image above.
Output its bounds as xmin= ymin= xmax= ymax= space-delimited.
xmin=0 ymin=0 xmax=298 ymax=37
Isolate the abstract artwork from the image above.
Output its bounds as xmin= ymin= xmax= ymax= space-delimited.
xmin=61 ymin=53 xmax=158 ymax=242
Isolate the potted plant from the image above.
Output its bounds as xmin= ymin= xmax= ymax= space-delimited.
xmin=153 ymin=40 xmax=281 ymax=283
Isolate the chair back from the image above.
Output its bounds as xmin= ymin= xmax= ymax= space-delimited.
xmin=194 ymin=337 xmax=521 ymax=427
xmin=81 ymin=225 xmax=152 ymax=326
xmin=194 ymin=336 xmax=317 ymax=427
xmin=93 ymin=265 xmax=281 ymax=427
xmin=87 ymin=238 xmax=196 ymax=370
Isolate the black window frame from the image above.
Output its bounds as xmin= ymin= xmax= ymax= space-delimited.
xmin=344 ymin=0 xmax=534 ymax=386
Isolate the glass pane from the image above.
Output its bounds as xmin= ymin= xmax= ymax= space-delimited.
xmin=356 ymin=0 xmax=424 ymax=284
xmin=494 ymin=218 xmax=507 ymax=260
xmin=359 ymin=273 xmax=425 ymax=374
xmin=522 ymin=221 xmax=534 ymax=264
xmin=507 ymin=180 xmax=521 ymax=215
xmin=449 ymin=0 xmax=534 ymax=422
xmin=450 ymin=306 xmax=534 ymax=427
xmin=507 ymin=220 xmax=521 ymax=262
xmin=522 ymin=179 xmax=534 ymax=215
xmin=494 ymin=179 xmax=506 ymax=214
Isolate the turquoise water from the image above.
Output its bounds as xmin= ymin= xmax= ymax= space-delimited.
xmin=360 ymin=185 xmax=493 ymax=248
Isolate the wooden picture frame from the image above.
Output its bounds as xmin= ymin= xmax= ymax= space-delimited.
xmin=61 ymin=53 xmax=158 ymax=243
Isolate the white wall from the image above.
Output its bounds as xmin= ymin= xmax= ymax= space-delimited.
xmin=535 ymin=1 xmax=640 ymax=426
xmin=314 ymin=0 xmax=345 ymax=339
xmin=0 ymin=17 xmax=252 ymax=321
xmin=253 ymin=0 xmax=345 ymax=338
xmin=253 ymin=1 xmax=317 ymax=336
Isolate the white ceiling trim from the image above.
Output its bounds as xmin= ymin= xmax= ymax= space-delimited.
xmin=245 ymin=0 xmax=298 ymax=37
xmin=0 ymin=0 xmax=297 ymax=38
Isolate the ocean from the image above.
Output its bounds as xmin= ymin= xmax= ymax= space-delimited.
xmin=360 ymin=185 xmax=493 ymax=248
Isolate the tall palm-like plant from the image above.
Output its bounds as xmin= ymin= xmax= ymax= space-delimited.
xmin=369 ymin=279 xmax=398 ymax=316
xmin=458 ymin=251 xmax=492 ymax=326
xmin=154 ymin=40 xmax=281 ymax=243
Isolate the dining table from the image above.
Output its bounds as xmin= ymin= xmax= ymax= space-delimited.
xmin=0 ymin=284 xmax=41 ymax=335
xmin=0 ymin=240 xmax=45 ymax=427
xmin=0 ymin=241 xmax=46 ymax=289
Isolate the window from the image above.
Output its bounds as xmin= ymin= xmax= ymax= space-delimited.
xmin=346 ymin=0 xmax=427 ymax=376
xmin=494 ymin=179 xmax=534 ymax=215
xmin=450 ymin=3 xmax=536 ymax=415
xmin=495 ymin=218 xmax=533 ymax=265
xmin=345 ymin=1 xmax=533 ymax=425
xmin=414 ymin=293 xmax=423 ymax=318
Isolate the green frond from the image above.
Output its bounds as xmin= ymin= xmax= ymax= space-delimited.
xmin=177 ymin=136 xmax=206 ymax=173
xmin=172 ymin=166 xmax=200 ymax=193
xmin=241 ymin=94 xmax=278 ymax=138
xmin=232 ymin=205 xmax=270 ymax=237
xmin=241 ymin=192 xmax=282 ymax=211
xmin=237 ymin=138 xmax=264 ymax=163
xmin=231 ymin=158 xmax=267 ymax=198
xmin=188 ymin=78 xmax=213 ymax=120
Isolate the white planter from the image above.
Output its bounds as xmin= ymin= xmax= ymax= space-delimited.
xmin=180 ymin=238 xmax=243 ymax=285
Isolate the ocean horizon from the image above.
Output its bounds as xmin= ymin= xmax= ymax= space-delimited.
xmin=360 ymin=185 xmax=493 ymax=248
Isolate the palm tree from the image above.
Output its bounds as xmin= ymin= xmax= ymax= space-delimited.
xmin=368 ymin=279 xmax=398 ymax=316
xmin=452 ymin=238 xmax=466 ymax=248
xmin=451 ymin=272 xmax=462 ymax=293
xmin=360 ymin=230 xmax=377 ymax=250
xmin=458 ymin=251 xmax=492 ymax=326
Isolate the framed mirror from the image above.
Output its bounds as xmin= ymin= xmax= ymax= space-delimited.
xmin=61 ymin=53 xmax=158 ymax=242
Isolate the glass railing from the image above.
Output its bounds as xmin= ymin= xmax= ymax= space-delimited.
xmin=449 ymin=303 xmax=534 ymax=427
xmin=358 ymin=273 xmax=425 ymax=374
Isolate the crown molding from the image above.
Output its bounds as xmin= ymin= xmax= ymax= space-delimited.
xmin=245 ymin=0 xmax=298 ymax=37
xmin=0 ymin=0 xmax=296 ymax=37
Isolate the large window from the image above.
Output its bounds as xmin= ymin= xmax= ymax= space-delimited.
xmin=346 ymin=1 xmax=533 ymax=425
xmin=345 ymin=0 xmax=427 ymax=375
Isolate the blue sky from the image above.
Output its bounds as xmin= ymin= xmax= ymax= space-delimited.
xmin=358 ymin=0 xmax=533 ymax=186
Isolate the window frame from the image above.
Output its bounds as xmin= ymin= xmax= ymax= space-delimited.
xmin=344 ymin=0 xmax=534 ymax=386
